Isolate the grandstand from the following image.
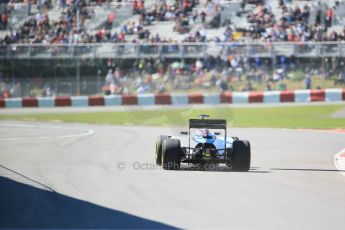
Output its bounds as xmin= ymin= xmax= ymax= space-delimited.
xmin=0 ymin=0 xmax=345 ymax=97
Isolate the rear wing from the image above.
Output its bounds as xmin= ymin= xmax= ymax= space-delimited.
xmin=189 ymin=119 xmax=227 ymax=130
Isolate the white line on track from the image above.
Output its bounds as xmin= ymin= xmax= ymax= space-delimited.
xmin=334 ymin=147 xmax=345 ymax=177
xmin=0 ymin=124 xmax=94 ymax=141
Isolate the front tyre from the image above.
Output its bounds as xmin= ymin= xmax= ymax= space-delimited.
xmin=231 ymin=140 xmax=251 ymax=172
xmin=162 ymin=139 xmax=181 ymax=170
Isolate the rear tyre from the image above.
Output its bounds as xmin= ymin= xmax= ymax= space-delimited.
xmin=231 ymin=140 xmax=251 ymax=172
xmin=162 ymin=139 xmax=181 ymax=170
xmin=155 ymin=135 xmax=168 ymax=165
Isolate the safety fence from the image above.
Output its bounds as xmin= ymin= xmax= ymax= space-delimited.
xmin=2 ymin=42 xmax=345 ymax=59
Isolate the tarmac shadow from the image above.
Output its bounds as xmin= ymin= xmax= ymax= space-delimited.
xmin=0 ymin=176 xmax=176 ymax=229
xmin=179 ymin=165 xmax=270 ymax=173
xmin=271 ymin=168 xmax=345 ymax=172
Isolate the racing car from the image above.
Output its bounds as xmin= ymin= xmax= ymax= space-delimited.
xmin=155 ymin=115 xmax=251 ymax=171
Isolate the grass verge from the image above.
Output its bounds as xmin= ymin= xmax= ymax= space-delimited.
xmin=0 ymin=104 xmax=345 ymax=129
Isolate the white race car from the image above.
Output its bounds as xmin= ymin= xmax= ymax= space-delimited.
xmin=155 ymin=115 xmax=251 ymax=171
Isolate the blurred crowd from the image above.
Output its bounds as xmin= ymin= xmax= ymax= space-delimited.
xmin=1 ymin=0 xmax=98 ymax=44
xmin=2 ymin=0 xmax=345 ymax=45
xmin=1 ymin=0 xmax=345 ymax=98
xmin=2 ymin=54 xmax=345 ymax=98
xmin=100 ymin=54 xmax=345 ymax=95
xmin=238 ymin=0 xmax=345 ymax=42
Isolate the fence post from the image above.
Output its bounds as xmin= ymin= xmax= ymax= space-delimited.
xmin=76 ymin=58 xmax=80 ymax=96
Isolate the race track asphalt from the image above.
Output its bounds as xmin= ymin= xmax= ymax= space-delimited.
xmin=0 ymin=120 xmax=345 ymax=229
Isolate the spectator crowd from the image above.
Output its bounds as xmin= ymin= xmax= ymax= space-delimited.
xmin=1 ymin=0 xmax=345 ymax=98
xmin=2 ymin=0 xmax=345 ymax=45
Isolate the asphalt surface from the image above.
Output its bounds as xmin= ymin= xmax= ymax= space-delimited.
xmin=0 ymin=120 xmax=345 ymax=229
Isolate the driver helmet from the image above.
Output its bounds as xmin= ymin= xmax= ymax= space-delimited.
xmin=199 ymin=129 xmax=215 ymax=143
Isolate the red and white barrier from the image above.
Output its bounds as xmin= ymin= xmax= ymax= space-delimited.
xmin=88 ymin=96 xmax=105 ymax=106
xmin=1 ymin=89 xmax=344 ymax=108
xmin=155 ymin=93 xmax=171 ymax=105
